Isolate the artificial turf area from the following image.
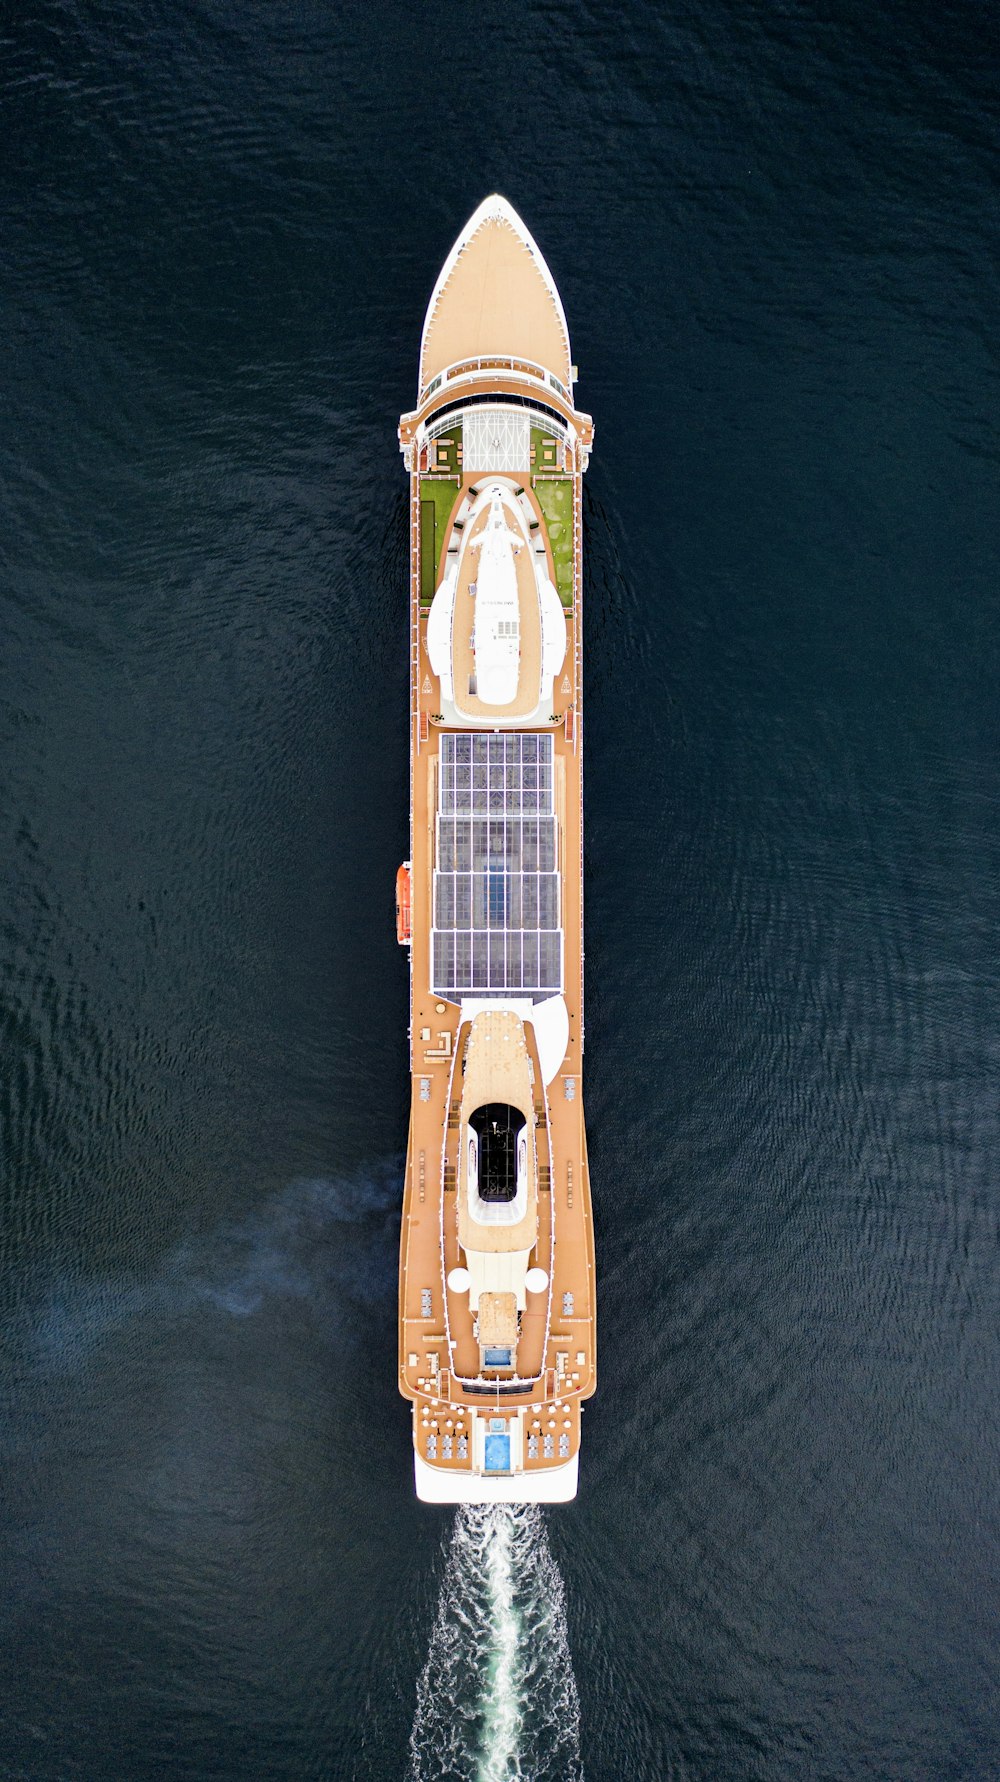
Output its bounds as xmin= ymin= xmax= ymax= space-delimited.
xmin=532 ymin=476 xmax=574 ymax=607
xmin=419 ymin=477 xmax=462 ymax=601
xmin=420 ymin=457 xmax=574 ymax=610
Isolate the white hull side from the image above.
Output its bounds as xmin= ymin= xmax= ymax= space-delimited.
xmin=414 ymin=1452 xmax=579 ymax=1504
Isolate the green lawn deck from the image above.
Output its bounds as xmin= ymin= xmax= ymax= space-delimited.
xmin=420 ymin=449 xmax=574 ymax=611
xmin=419 ymin=478 xmax=462 ymax=602
xmin=530 ymin=424 xmax=561 ymax=474
xmin=429 ymin=431 xmax=461 ymax=477
xmin=533 ymin=477 xmax=574 ymax=607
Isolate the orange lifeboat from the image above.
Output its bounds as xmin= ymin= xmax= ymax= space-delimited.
xmin=395 ymin=862 xmax=411 ymax=945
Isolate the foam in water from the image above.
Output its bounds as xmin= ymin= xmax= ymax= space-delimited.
xmin=408 ymin=1505 xmax=582 ymax=1782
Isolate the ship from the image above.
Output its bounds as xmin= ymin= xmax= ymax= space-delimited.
xmin=397 ymin=196 xmax=596 ymax=1503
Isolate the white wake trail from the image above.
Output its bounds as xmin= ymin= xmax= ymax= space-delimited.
xmin=408 ymin=1506 xmax=582 ymax=1782
xmin=480 ymin=1510 xmax=520 ymax=1779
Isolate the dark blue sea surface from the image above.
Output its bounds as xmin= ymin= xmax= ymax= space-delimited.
xmin=3 ymin=3 xmax=999 ymax=1777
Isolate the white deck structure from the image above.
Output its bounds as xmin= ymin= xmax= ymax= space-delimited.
xmin=425 ymin=478 xmax=566 ymax=726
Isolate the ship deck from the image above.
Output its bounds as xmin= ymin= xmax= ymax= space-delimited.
xmin=397 ymin=461 xmax=595 ymax=1484
xmin=450 ymin=496 xmax=542 ymax=721
xmin=397 ymin=197 xmax=595 ymax=1499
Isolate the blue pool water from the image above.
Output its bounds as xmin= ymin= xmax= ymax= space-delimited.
xmin=484 ymin=1434 xmax=512 ymax=1474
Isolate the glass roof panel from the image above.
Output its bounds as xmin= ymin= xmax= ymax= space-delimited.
xmin=432 ymin=733 xmax=563 ymax=999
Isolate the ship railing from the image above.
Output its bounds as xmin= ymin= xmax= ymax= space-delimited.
xmin=416 ymin=358 xmax=574 ymax=411
xmin=424 ymin=404 xmax=570 ymax=447
xmin=422 ymin=354 xmax=560 ymax=395
xmin=437 ymin=1019 xmax=467 ymax=1373
xmin=410 ymin=475 xmax=423 ymax=760
xmin=573 ymin=458 xmax=585 ymax=1040
xmin=439 ymin=1366 xmax=558 ymax=1402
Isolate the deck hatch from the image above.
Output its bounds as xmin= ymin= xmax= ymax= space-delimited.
xmin=432 ymin=733 xmax=563 ymax=999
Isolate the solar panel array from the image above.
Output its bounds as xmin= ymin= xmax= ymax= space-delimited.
xmin=432 ymin=733 xmax=563 ymax=999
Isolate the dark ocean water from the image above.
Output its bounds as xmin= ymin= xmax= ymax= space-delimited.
xmin=3 ymin=2 xmax=999 ymax=1777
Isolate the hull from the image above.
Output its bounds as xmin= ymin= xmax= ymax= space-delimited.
xmin=397 ymin=197 xmax=596 ymax=1503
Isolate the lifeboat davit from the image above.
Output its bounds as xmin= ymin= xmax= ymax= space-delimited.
xmin=395 ymin=862 xmax=411 ymax=945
